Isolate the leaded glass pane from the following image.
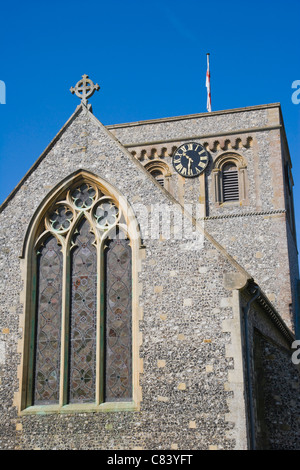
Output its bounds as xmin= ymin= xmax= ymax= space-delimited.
xmin=71 ymin=183 xmax=96 ymax=209
xmin=69 ymin=218 xmax=97 ymax=403
xmin=33 ymin=236 xmax=62 ymax=405
xmin=49 ymin=205 xmax=73 ymax=232
xmin=94 ymin=201 xmax=119 ymax=228
xmin=105 ymin=238 xmax=132 ymax=401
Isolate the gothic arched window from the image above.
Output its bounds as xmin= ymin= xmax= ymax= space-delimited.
xmin=21 ymin=175 xmax=139 ymax=413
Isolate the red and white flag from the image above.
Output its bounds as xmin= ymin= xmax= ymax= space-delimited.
xmin=206 ymin=53 xmax=211 ymax=112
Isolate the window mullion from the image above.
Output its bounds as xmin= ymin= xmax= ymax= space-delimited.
xmin=59 ymin=243 xmax=70 ymax=407
xmin=96 ymin=236 xmax=104 ymax=405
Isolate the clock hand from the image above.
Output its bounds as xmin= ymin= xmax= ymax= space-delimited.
xmin=182 ymin=152 xmax=193 ymax=162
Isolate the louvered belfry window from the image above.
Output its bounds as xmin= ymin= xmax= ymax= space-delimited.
xmin=222 ymin=162 xmax=239 ymax=202
xmin=151 ymin=170 xmax=164 ymax=187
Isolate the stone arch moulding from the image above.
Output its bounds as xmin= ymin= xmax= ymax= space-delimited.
xmin=144 ymin=159 xmax=172 ymax=175
xmin=20 ymin=169 xmax=143 ymax=259
xmin=213 ymin=151 xmax=248 ymax=171
xmin=18 ymin=169 xmax=143 ymax=414
xmin=212 ymin=152 xmax=249 ymax=206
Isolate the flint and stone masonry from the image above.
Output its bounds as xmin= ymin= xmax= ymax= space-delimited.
xmin=0 ymin=82 xmax=299 ymax=449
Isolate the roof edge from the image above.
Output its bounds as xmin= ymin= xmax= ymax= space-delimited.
xmin=86 ymin=108 xmax=255 ymax=284
xmin=243 ymin=280 xmax=295 ymax=345
xmin=0 ymin=105 xmax=84 ymax=214
xmin=0 ymin=103 xmax=262 ymax=287
xmin=106 ymin=103 xmax=282 ymax=129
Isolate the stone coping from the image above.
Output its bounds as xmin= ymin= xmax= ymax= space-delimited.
xmin=106 ymin=103 xmax=281 ymax=129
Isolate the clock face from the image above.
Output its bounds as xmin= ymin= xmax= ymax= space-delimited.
xmin=172 ymin=142 xmax=209 ymax=177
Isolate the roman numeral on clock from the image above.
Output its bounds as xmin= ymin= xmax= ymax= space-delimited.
xmin=175 ymin=163 xmax=183 ymax=171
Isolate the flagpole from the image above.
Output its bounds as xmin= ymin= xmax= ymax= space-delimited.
xmin=206 ymin=53 xmax=212 ymax=112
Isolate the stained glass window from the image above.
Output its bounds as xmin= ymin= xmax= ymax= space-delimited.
xmin=69 ymin=219 xmax=97 ymax=403
xmin=105 ymin=238 xmax=132 ymax=401
xmin=33 ymin=236 xmax=62 ymax=405
xmin=49 ymin=205 xmax=73 ymax=232
xmin=29 ymin=180 xmax=133 ymax=410
xmin=94 ymin=201 xmax=119 ymax=228
xmin=71 ymin=183 xmax=96 ymax=209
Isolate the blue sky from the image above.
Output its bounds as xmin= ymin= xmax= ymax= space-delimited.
xmin=1 ymin=0 xmax=300 ymax=241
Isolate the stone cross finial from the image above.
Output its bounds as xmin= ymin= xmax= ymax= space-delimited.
xmin=70 ymin=74 xmax=100 ymax=105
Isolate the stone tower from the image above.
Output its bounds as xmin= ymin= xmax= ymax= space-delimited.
xmin=109 ymin=103 xmax=299 ymax=333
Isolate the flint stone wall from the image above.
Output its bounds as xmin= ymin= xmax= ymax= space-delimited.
xmin=0 ymin=107 xmax=246 ymax=450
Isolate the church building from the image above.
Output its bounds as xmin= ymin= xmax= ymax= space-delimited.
xmin=0 ymin=75 xmax=300 ymax=450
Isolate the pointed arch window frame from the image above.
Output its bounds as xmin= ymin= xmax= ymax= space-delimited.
xmin=19 ymin=171 xmax=142 ymax=414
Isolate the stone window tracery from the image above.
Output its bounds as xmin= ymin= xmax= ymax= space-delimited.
xmin=22 ymin=177 xmax=135 ymax=411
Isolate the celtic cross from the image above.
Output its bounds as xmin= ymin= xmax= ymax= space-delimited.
xmin=70 ymin=74 xmax=100 ymax=105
